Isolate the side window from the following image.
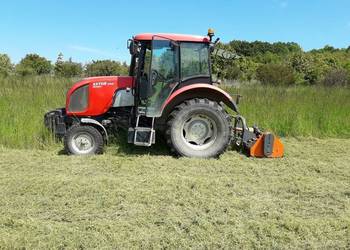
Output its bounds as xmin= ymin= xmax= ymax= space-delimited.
xmin=180 ymin=43 xmax=210 ymax=80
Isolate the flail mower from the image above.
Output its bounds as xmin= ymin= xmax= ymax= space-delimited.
xmin=44 ymin=29 xmax=284 ymax=158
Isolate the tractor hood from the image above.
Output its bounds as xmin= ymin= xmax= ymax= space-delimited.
xmin=66 ymin=76 xmax=134 ymax=116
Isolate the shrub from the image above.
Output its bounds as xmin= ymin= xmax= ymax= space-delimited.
xmin=85 ymin=60 xmax=128 ymax=77
xmin=256 ymin=63 xmax=295 ymax=86
xmin=16 ymin=54 xmax=52 ymax=76
xmin=223 ymin=64 xmax=241 ymax=80
xmin=235 ymin=57 xmax=260 ymax=81
xmin=0 ymin=54 xmax=13 ymax=76
xmin=322 ymin=69 xmax=349 ymax=87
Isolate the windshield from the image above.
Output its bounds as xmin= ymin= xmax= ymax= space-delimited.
xmin=180 ymin=42 xmax=210 ymax=80
xmin=146 ymin=37 xmax=179 ymax=117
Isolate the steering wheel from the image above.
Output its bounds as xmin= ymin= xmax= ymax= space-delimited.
xmin=151 ymin=69 xmax=166 ymax=85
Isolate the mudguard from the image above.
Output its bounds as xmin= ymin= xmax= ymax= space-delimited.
xmin=80 ymin=118 xmax=109 ymax=143
xmin=160 ymin=83 xmax=239 ymax=117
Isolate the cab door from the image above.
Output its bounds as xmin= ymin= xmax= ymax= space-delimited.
xmin=145 ymin=36 xmax=179 ymax=117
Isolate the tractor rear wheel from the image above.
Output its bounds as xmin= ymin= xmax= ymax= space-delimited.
xmin=64 ymin=125 xmax=104 ymax=155
xmin=166 ymin=98 xmax=232 ymax=158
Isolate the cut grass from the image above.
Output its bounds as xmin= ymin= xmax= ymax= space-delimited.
xmin=0 ymin=138 xmax=350 ymax=249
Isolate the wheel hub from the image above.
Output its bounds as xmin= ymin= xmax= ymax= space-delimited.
xmin=72 ymin=133 xmax=94 ymax=154
xmin=182 ymin=114 xmax=217 ymax=149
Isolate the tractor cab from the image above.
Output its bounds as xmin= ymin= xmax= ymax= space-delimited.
xmin=128 ymin=33 xmax=213 ymax=117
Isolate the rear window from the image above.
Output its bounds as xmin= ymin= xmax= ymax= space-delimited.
xmin=180 ymin=42 xmax=210 ymax=80
xmin=68 ymin=84 xmax=89 ymax=112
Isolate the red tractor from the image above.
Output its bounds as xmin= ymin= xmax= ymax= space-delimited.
xmin=45 ymin=30 xmax=284 ymax=158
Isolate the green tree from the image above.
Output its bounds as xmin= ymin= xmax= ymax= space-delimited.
xmin=311 ymin=45 xmax=339 ymax=53
xmin=0 ymin=54 xmax=13 ymax=76
xmin=254 ymin=51 xmax=282 ymax=64
xmin=54 ymin=53 xmax=64 ymax=75
xmin=54 ymin=53 xmax=83 ymax=77
xmin=85 ymin=60 xmax=128 ymax=77
xmin=211 ymin=39 xmax=350 ymax=86
xmin=16 ymin=54 xmax=52 ymax=76
xmin=228 ymin=40 xmax=302 ymax=57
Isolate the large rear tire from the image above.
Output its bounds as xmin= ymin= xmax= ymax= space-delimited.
xmin=166 ymin=98 xmax=232 ymax=158
xmin=64 ymin=125 xmax=104 ymax=155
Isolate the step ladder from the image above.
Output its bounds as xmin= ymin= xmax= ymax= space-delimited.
xmin=127 ymin=107 xmax=155 ymax=147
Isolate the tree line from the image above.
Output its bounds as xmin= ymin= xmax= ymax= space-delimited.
xmin=0 ymin=53 xmax=129 ymax=78
xmin=1 ymin=40 xmax=350 ymax=87
xmin=212 ymin=41 xmax=350 ymax=87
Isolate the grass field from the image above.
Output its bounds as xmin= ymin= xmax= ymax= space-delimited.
xmin=0 ymin=76 xmax=349 ymax=149
xmin=0 ymin=76 xmax=349 ymax=248
xmin=0 ymin=138 xmax=349 ymax=249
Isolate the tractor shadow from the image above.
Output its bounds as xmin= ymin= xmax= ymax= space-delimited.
xmin=108 ymin=131 xmax=171 ymax=157
xmin=57 ymin=149 xmax=67 ymax=155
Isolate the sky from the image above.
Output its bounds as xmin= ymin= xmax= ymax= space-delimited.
xmin=1 ymin=0 xmax=350 ymax=64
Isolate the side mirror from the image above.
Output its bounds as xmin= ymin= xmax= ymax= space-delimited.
xmin=127 ymin=39 xmax=137 ymax=55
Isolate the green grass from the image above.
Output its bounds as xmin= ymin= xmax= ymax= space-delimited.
xmin=0 ymin=138 xmax=349 ymax=249
xmin=1 ymin=77 xmax=349 ymax=248
xmin=0 ymin=76 xmax=72 ymax=149
xmin=226 ymin=85 xmax=350 ymax=138
xmin=0 ymin=76 xmax=349 ymax=149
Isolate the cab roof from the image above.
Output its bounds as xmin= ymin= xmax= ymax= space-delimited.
xmin=134 ymin=33 xmax=210 ymax=43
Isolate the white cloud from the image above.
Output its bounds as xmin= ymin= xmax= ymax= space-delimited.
xmin=68 ymin=45 xmax=109 ymax=56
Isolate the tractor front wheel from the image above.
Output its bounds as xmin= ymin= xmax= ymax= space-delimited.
xmin=64 ymin=125 xmax=104 ymax=155
xmin=166 ymin=98 xmax=232 ymax=158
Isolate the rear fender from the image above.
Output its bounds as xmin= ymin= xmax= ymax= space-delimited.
xmin=160 ymin=84 xmax=239 ymax=119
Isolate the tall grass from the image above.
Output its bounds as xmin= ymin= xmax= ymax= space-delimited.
xmin=225 ymin=85 xmax=350 ymax=138
xmin=0 ymin=76 xmax=71 ymax=149
xmin=0 ymin=76 xmax=349 ymax=149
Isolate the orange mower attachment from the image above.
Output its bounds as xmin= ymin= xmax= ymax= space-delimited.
xmin=232 ymin=115 xmax=284 ymax=158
